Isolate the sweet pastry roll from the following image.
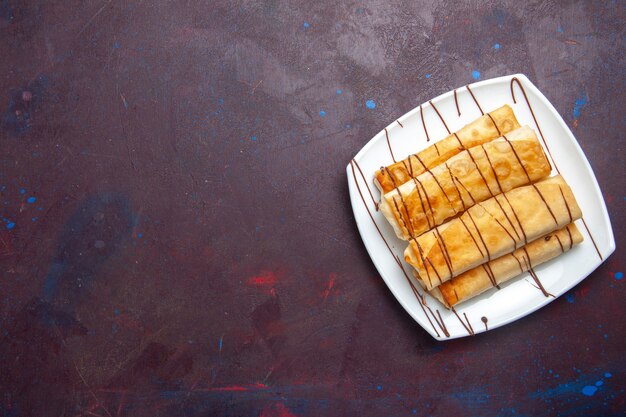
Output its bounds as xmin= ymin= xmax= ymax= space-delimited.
xmin=404 ymin=175 xmax=582 ymax=290
xmin=374 ymin=105 xmax=520 ymax=194
xmin=380 ymin=125 xmax=551 ymax=240
xmin=428 ymin=223 xmax=583 ymax=307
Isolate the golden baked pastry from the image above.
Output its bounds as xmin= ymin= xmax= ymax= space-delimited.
xmin=374 ymin=105 xmax=520 ymax=194
xmin=404 ymin=175 xmax=581 ymax=290
xmin=429 ymin=224 xmax=583 ymax=307
xmin=380 ymin=126 xmax=551 ymax=240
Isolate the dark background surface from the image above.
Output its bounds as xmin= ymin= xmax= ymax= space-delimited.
xmin=1 ymin=1 xmax=624 ymax=416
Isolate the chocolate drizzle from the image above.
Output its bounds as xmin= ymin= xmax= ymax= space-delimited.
xmin=405 ymin=276 xmax=444 ymax=337
xmin=581 ymin=218 xmax=602 ymax=260
xmin=476 ymin=201 xmax=517 ymax=248
xmin=384 ymin=128 xmax=396 ymax=163
xmin=565 ymin=225 xmax=574 ymax=250
xmin=502 ymin=134 xmax=532 ymax=183
xmin=486 ymin=112 xmax=502 ymax=136
xmin=454 ymin=175 xmax=477 ymax=204
xmin=460 ymin=216 xmax=485 ymax=258
xmin=478 ymin=142 xmax=522 ymax=241
xmin=521 ymin=248 xmax=554 ymax=298
xmin=554 ymin=234 xmax=565 ymax=253
xmin=510 ymin=77 xmax=558 ymax=174
xmin=453 ymin=89 xmax=461 ymax=116
xmin=350 ymin=160 xmax=450 ymax=337
xmin=424 ymin=251 xmax=443 ymax=286
xmin=401 ymin=153 xmax=455 ymax=229
xmin=465 ymin=84 xmax=484 ymax=115
xmin=502 ymin=193 xmax=527 ymax=244
xmin=512 ymin=253 xmax=524 ymax=272
xmin=428 ymin=170 xmax=454 ymax=208
xmin=452 ymin=288 xmax=460 ymax=305
xmin=353 ymin=160 xmax=379 ymax=211
xmin=481 ymin=144 xmax=503 ymax=193
xmin=411 ymin=173 xmax=435 ymax=230
xmin=451 ymin=307 xmax=475 ymax=336
xmin=466 ymin=147 xmax=495 ymax=197
xmin=392 ymin=196 xmax=415 ymax=238
xmin=429 ymin=100 xmax=452 ymax=134
xmin=396 ymin=119 xmax=404 ymax=128
xmin=385 ymin=166 xmax=415 ymax=237
xmin=453 ymin=132 xmax=465 ymax=151
xmin=419 ymin=104 xmax=430 ymax=142
xmin=412 ymin=237 xmax=435 ymax=287
xmin=445 ymin=163 xmax=467 ymax=211
xmin=467 ymin=209 xmax=491 ymax=261
xmin=434 ymin=228 xmax=454 ymax=275
xmin=531 ymin=184 xmax=558 ymax=225
xmin=481 ymin=316 xmax=489 ymax=331
xmin=482 ymin=263 xmax=500 ymax=289
xmin=558 ymin=185 xmax=573 ymax=223
xmin=401 ymin=157 xmax=414 ymax=178
xmin=410 ymin=176 xmax=433 ymax=230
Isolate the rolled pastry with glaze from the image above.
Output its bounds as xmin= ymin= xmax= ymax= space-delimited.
xmin=428 ymin=223 xmax=583 ymax=308
xmin=380 ymin=126 xmax=551 ymax=240
xmin=374 ymin=105 xmax=520 ymax=194
xmin=404 ymin=175 xmax=582 ymax=290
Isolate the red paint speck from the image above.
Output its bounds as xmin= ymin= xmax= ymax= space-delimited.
xmin=575 ymin=287 xmax=589 ymax=298
xmin=246 ymin=271 xmax=278 ymax=287
xmin=260 ymin=402 xmax=297 ymax=417
xmin=322 ymin=273 xmax=337 ymax=302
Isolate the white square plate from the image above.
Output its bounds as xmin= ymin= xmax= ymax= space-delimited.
xmin=346 ymin=74 xmax=615 ymax=340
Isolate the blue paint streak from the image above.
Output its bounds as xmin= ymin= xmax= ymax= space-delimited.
xmin=581 ymin=385 xmax=597 ymax=396
xmin=303 ymin=21 xmax=310 ymax=28
xmin=365 ymin=100 xmax=376 ymax=109
xmin=451 ymin=387 xmax=490 ymax=407
xmin=336 ymin=89 xmax=342 ymax=94
xmin=376 ymin=385 xmax=382 ymax=391
xmin=565 ymin=293 xmax=575 ymax=303
xmin=494 ymin=43 xmax=501 ymax=50
xmin=595 ymin=380 xmax=603 ymax=387
xmin=425 ymin=73 xmax=431 ymax=79
xmin=219 ymin=337 xmax=223 ymax=351
xmin=1 ymin=0 xmax=15 ymax=22
xmin=605 ymin=373 xmax=612 ymax=378
xmin=472 ymin=70 xmax=481 ymax=80
xmin=614 ymin=272 xmax=623 ymax=280
xmin=19 ymin=188 xmax=25 ymax=194
xmin=532 ymin=380 xmax=581 ymax=398
xmin=319 ymin=110 xmax=326 ymax=117
xmin=573 ymin=93 xmax=587 ymax=118
xmin=6 ymin=221 xmax=15 ymax=229
xmin=27 ymin=196 xmax=36 ymax=203
xmin=251 ymin=135 xmax=257 ymax=141
xmin=557 ymin=26 xmax=564 ymax=33
xmin=41 ymin=193 xmax=134 ymax=304
xmin=114 ymin=41 xmax=121 ymax=49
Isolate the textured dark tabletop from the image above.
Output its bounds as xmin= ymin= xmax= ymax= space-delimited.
xmin=1 ymin=1 xmax=624 ymax=416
